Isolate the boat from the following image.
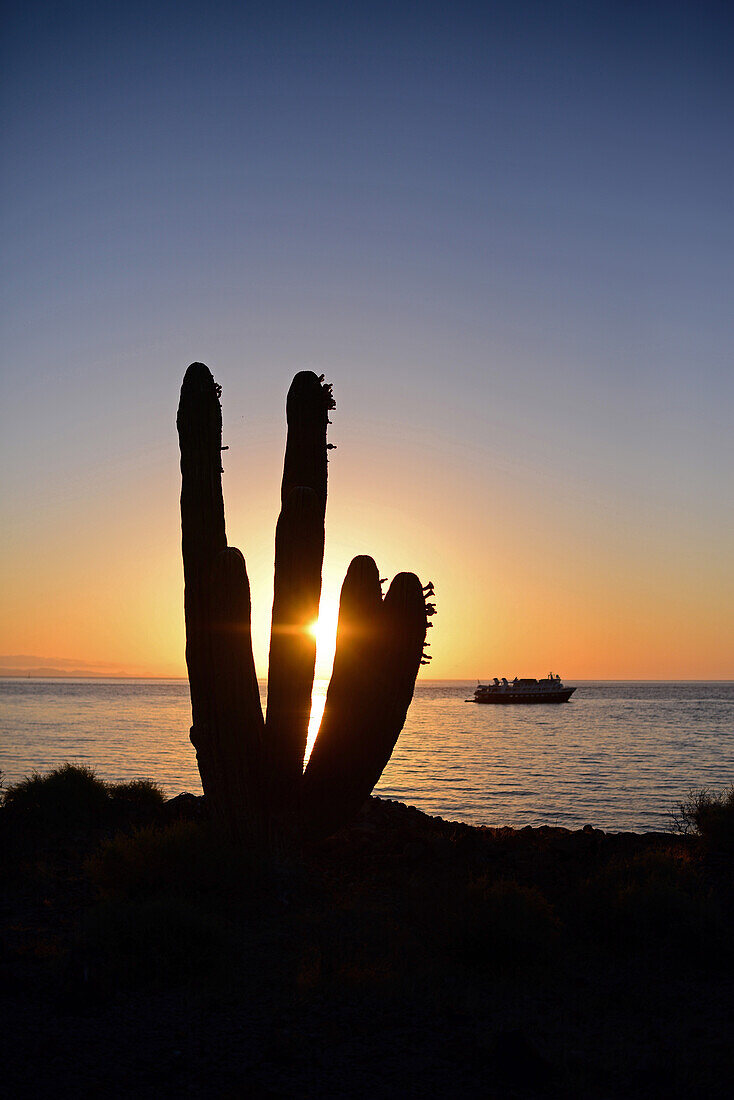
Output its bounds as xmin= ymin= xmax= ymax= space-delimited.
xmin=467 ymin=673 xmax=575 ymax=704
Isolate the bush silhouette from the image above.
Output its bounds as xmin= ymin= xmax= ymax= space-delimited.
xmin=2 ymin=765 xmax=165 ymax=832
xmin=674 ymin=786 xmax=734 ymax=853
xmin=570 ymin=850 xmax=728 ymax=959
xmin=88 ymin=820 xmax=271 ymax=903
xmin=3 ymin=764 xmax=111 ymax=830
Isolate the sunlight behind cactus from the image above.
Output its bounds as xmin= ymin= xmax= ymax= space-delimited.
xmin=177 ymin=364 xmax=434 ymax=844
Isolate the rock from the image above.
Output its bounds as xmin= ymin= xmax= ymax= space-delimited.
xmin=162 ymin=792 xmax=206 ymax=822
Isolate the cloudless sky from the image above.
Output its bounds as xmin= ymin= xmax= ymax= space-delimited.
xmin=2 ymin=0 xmax=732 ymax=678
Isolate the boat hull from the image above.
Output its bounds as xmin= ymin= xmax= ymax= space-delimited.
xmin=473 ymin=687 xmax=576 ymax=704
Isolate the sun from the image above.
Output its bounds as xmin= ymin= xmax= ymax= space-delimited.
xmin=306 ymin=602 xmax=340 ymax=678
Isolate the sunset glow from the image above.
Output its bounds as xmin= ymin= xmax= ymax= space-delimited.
xmin=1 ymin=3 xmax=732 ymax=683
xmin=310 ymin=603 xmax=340 ymax=679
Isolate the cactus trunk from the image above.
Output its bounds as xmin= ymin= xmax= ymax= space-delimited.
xmin=178 ymin=363 xmax=432 ymax=845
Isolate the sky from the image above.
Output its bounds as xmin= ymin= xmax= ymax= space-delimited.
xmin=1 ymin=0 xmax=732 ymax=680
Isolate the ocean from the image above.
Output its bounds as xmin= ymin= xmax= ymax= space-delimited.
xmin=1 ymin=678 xmax=732 ymax=833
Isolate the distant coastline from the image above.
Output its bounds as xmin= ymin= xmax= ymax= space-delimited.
xmin=0 ymin=670 xmax=187 ymax=680
xmin=2 ymin=673 xmax=732 ymax=683
xmin=0 ymin=656 xmax=183 ymax=680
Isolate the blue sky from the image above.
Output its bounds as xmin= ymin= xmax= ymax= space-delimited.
xmin=2 ymin=1 xmax=732 ymax=677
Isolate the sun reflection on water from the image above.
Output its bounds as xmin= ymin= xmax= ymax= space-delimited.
xmin=4 ymin=680 xmax=732 ymax=832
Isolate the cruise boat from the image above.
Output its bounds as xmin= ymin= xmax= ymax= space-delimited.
xmin=468 ymin=673 xmax=575 ymax=704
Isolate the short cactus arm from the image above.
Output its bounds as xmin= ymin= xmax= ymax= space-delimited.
xmin=347 ymin=571 xmax=428 ymax=812
xmin=301 ymin=555 xmax=383 ymax=836
xmin=371 ymin=572 xmax=430 ymax=766
xmin=302 ymin=567 xmax=429 ymax=838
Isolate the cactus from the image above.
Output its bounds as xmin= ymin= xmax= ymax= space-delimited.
xmin=177 ymin=363 xmax=434 ymax=844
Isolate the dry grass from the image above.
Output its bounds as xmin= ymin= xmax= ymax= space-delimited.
xmin=673 ymin=785 xmax=734 ymax=853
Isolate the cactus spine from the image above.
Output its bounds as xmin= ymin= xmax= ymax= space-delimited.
xmin=177 ymin=364 xmax=433 ymax=843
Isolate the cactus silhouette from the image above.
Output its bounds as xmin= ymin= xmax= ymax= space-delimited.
xmin=177 ymin=363 xmax=433 ymax=843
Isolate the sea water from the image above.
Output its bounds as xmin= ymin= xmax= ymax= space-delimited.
xmin=1 ymin=679 xmax=732 ymax=832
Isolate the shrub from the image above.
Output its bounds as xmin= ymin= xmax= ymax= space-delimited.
xmin=1 ymin=765 xmax=168 ymax=833
xmin=2 ymin=764 xmax=110 ymax=830
xmin=572 ymin=850 xmax=728 ymax=961
xmin=673 ymin=786 xmax=734 ymax=853
xmin=108 ymin=778 xmax=165 ymax=819
xmin=457 ymin=878 xmax=559 ymax=973
xmin=87 ymin=821 xmax=272 ymax=904
xmin=81 ymin=894 xmax=232 ymax=988
xmin=83 ymin=822 xmax=303 ymax=994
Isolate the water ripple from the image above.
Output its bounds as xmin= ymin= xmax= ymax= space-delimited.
xmin=1 ymin=679 xmax=732 ymax=832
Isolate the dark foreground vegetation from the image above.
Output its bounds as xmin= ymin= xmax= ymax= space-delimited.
xmin=2 ymin=767 xmax=733 ymax=1099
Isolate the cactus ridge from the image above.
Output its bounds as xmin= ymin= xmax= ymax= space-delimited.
xmin=177 ymin=363 xmax=432 ymax=843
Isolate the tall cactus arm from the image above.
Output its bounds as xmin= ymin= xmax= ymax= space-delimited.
xmin=177 ymin=362 xmax=228 ymax=563
xmin=177 ymin=362 xmax=228 ymax=734
xmin=266 ymin=486 xmax=324 ymax=808
xmin=281 ymin=371 xmax=335 ymax=516
xmin=177 ymin=363 xmax=264 ymax=831
xmin=265 ymin=372 xmax=333 ymax=811
xmin=301 ymin=555 xmax=384 ymax=837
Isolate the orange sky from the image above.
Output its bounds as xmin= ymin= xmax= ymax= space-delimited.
xmin=1 ymin=368 xmax=732 ymax=681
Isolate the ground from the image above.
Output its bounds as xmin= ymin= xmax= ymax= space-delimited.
xmin=2 ymin=792 xmax=732 ymax=1098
